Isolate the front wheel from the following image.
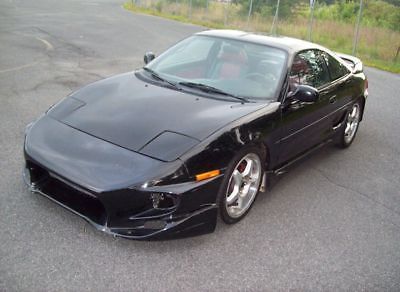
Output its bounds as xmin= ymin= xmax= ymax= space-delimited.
xmin=217 ymin=147 xmax=264 ymax=224
xmin=337 ymin=101 xmax=362 ymax=148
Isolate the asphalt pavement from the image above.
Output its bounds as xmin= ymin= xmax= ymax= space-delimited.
xmin=1 ymin=0 xmax=400 ymax=291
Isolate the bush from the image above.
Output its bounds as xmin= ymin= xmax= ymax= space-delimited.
xmin=313 ymin=0 xmax=400 ymax=31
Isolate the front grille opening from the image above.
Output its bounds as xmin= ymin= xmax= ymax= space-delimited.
xmin=40 ymin=178 xmax=107 ymax=225
xmin=27 ymin=161 xmax=107 ymax=225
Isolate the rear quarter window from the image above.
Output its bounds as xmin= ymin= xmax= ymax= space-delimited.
xmin=322 ymin=52 xmax=350 ymax=81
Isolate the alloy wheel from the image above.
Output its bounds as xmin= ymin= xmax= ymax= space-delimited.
xmin=344 ymin=103 xmax=361 ymax=144
xmin=225 ymin=153 xmax=262 ymax=218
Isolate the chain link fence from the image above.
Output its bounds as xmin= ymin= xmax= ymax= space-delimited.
xmin=127 ymin=0 xmax=400 ymax=70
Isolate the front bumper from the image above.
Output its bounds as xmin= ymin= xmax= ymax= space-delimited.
xmin=23 ymin=158 xmax=222 ymax=240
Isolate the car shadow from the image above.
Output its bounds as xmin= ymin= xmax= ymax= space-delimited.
xmin=111 ymin=142 xmax=345 ymax=250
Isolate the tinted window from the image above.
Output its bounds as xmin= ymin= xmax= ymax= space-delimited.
xmin=289 ymin=50 xmax=330 ymax=89
xmin=322 ymin=52 xmax=350 ymax=81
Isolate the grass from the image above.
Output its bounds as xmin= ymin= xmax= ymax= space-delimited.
xmin=124 ymin=1 xmax=400 ymax=73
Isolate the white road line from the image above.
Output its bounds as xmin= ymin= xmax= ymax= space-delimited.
xmin=35 ymin=37 xmax=54 ymax=51
xmin=0 ymin=37 xmax=53 ymax=74
xmin=0 ymin=58 xmax=45 ymax=74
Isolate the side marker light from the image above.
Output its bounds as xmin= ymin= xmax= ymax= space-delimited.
xmin=195 ymin=170 xmax=220 ymax=181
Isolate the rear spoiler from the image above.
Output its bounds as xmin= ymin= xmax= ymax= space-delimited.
xmin=335 ymin=52 xmax=363 ymax=73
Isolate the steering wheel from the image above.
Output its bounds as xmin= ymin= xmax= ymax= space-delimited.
xmin=245 ymin=72 xmax=277 ymax=83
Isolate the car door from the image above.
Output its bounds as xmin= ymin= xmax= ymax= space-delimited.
xmin=320 ymin=51 xmax=354 ymax=129
xmin=277 ymin=49 xmax=337 ymax=164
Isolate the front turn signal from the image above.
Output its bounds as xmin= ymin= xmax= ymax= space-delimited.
xmin=195 ymin=169 xmax=220 ymax=182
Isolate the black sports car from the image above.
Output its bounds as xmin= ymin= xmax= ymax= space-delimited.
xmin=23 ymin=30 xmax=368 ymax=240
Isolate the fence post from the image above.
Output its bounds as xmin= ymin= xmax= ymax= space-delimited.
xmin=246 ymin=0 xmax=253 ymax=29
xmin=352 ymin=0 xmax=363 ymax=56
xmin=224 ymin=1 xmax=229 ymax=27
xmin=271 ymin=0 xmax=280 ymax=35
xmin=395 ymin=46 xmax=400 ymax=63
xmin=307 ymin=0 xmax=316 ymax=41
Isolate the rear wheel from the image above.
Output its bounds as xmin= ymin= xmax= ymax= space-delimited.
xmin=337 ymin=101 xmax=362 ymax=148
xmin=217 ymin=147 xmax=264 ymax=224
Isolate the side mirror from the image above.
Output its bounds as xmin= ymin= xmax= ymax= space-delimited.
xmin=144 ymin=52 xmax=155 ymax=65
xmin=290 ymin=85 xmax=319 ymax=103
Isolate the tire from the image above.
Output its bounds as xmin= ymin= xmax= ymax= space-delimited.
xmin=336 ymin=100 xmax=362 ymax=148
xmin=217 ymin=146 xmax=264 ymax=224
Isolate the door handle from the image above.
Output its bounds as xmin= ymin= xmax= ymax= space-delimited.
xmin=329 ymin=95 xmax=337 ymax=104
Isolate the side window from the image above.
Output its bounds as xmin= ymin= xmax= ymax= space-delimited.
xmin=322 ymin=52 xmax=350 ymax=81
xmin=289 ymin=50 xmax=330 ymax=89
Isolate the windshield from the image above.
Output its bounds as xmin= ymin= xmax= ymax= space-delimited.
xmin=145 ymin=35 xmax=287 ymax=100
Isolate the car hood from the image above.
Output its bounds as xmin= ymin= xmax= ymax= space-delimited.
xmin=48 ymin=71 xmax=271 ymax=161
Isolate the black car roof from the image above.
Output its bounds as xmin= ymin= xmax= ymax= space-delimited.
xmin=196 ymin=30 xmax=325 ymax=54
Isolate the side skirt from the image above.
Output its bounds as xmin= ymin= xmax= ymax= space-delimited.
xmin=262 ymin=138 xmax=333 ymax=192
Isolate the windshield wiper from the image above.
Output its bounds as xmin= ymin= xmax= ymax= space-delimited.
xmin=142 ymin=67 xmax=180 ymax=89
xmin=178 ymin=81 xmax=249 ymax=103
